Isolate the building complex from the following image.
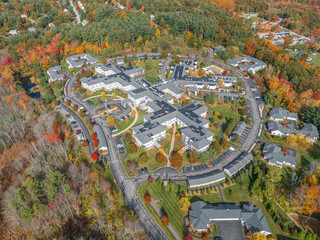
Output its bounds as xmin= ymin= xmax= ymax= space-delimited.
xmin=189 ymin=201 xmax=271 ymax=235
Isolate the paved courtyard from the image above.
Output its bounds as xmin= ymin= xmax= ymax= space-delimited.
xmin=214 ymin=220 xmax=248 ymax=240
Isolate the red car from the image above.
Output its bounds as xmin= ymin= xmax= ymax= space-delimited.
xmin=76 ymin=129 xmax=81 ymax=133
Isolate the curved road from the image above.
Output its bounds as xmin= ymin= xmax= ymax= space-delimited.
xmin=61 ymin=53 xmax=265 ymax=240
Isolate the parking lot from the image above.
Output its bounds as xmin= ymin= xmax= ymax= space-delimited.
xmin=214 ymin=220 xmax=248 ymax=240
xmin=55 ymin=106 xmax=84 ymax=142
xmin=114 ymin=135 xmax=125 ymax=155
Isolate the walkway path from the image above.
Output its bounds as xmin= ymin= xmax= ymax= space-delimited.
xmin=150 ymin=200 xmax=181 ymax=240
xmin=83 ymin=94 xmax=124 ymax=101
xmin=112 ymin=105 xmax=138 ymax=137
xmin=167 ymin=123 xmax=177 ymax=166
xmin=218 ymin=185 xmax=225 ymax=202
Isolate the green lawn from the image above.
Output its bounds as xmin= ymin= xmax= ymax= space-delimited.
xmin=308 ymin=52 xmax=320 ymax=67
xmin=134 ymin=109 xmax=147 ymax=126
xmin=138 ymin=181 xmax=221 ymax=239
xmin=122 ymin=146 xmax=167 ymax=176
xmin=208 ymin=103 xmax=241 ymax=124
xmin=115 ymin=116 xmax=134 ymax=133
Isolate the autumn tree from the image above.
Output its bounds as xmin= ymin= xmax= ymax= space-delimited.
xmin=52 ymin=120 xmax=60 ymax=133
xmin=155 ymin=152 xmax=166 ymax=164
xmin=282 ymin=147 xmax=289 ymax=154
xmin=187 ymin=150 xmax=199 ymax=164
xmin=128 ymin=142 xmax=137 ymax=154
xmin=178 ymin=197 xmax=191 ymax=213
xmin=72 ymin=104 xmax=78 ymax=112
xmin=171 ymin=152 xmax=183 ymax=168
xmin=91 ymin=152 xmax=99 ymax=161
xmin=66 ymin=99 xmax=71 ymax=106
xmin=91 ymin=132 xmax=97 ymax=142
xmin=139 ymin=152 xmax=148 ymax=164
xmin=161 ymin=216 xmax=169 ymax=227
xmin=93 ymin=140 xmax=99 ymax=148
xmin=185 ymin=235 xmax=193 ymax=240
xmin=144 ymin=195 xmax=151 ymax=204
xmin=107 ymin=116 xmax=115 ymax=126
xmin=127 ymin=160 xmax=138 ymax=173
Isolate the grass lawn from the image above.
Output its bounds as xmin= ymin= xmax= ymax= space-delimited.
xmin=134 ymin=109 xmax=147 ymax=126
xmin=122 ymin=146 xmax=166 ymax=176
xmin=115 ymin=116 xmax=134 ymax=132
xmin=138 ymin=181 xmax=221 ymax=239
xmin=208 ymin=102 xmax=241 ymax=124
xmin=221 ymin=175 xmax=299 ymax=240
xmin=138 ymin=181 xmax=186 ymax=239
xmin=308 ymin=52 xmax=320 ymax=67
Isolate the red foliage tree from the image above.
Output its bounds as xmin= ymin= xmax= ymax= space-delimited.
xmin=184 ymin=235 xmax=193 ymax=240
xmin=91 ymin=152 xmax=99 ymax=161
xmin=245 ymin=74 xmax=248 ymax=77
xmin=144 ymin=195 xmax=151 ymax=204
xmin=148 ymin=177 xmax=153 ymax=184
xmin=76 ymin=82 xmax=81 ymax=88
xmin=155 ymin=152 xmax=166 ymax=164
xmin=76 ymin=5 xmax=80 ymax=9
xmin=161 ymin=216 xmax=169 ymax=227
xmin=91 ymin=132 xmax=97 ymax=141
xmin=66 ymin=99 xmax=71 ymax=106
xmin=222 ymin=70 xmax=227 ymax=76
xmin=93 ymin=140 xmax=99 ymax=148
xmin=282 ymin=147 xmax=289 ymax=154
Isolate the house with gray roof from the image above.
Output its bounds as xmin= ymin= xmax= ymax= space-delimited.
xmin=263 ymin=142 xmax=297 ymax=168
xmin=267 ymin=121 xmax=318 ymax=143
xmin=227 ymin=57 xmax=267 ymax=74
xmin=230 ymin=121 xmax=246 ymax=140
xmin=224 ymin=153 xmax=253 ymax=176
xmin=94 ymin=62 xmax=121 ymax=76
xmin=93 ymin=125 xmax=108 ymax=151
xmin=188 ymin=170 xmax=225 ymax=188
xmin=66 ymin=54 xmax=98 ymax=69
xmin=47 ymin=66 xmax=65 ymax=82
xmin=189 ymin=201 xmax=271 ymax=235
xmin=269 ymin=107 xmax=298 ymax=121
xmin=157 ymin=82 xmax=184 ymax=99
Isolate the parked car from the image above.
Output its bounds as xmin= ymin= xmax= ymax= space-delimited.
xmin=191 ymin=166 xmax=195 ymax=172
xmin=183 ymin=166 xmax=186 ymax=172
xmin=76 ymin=129 xmax=81 ymax=133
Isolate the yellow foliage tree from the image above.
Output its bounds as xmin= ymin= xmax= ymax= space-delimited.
xmin=178 ymin=197 xmax=191 ymax=213
xmin=251 ymin=233 xmax=268 ymax=240
xmin=101 ymin=91 xmax=106 ymax=100
xmin=218 ymin=78 xmax=224 ymax=87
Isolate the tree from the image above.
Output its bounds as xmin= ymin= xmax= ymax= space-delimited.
xmin=144 ymin=195 xmax=151 ymax=204
xmin=100 ymin=91 xmax=106 ymax=100
xmin=52 ymin=120 xmax=60 ymax=133
xmin=178 ymin=197 xmax=191 ymax=213
xmin=82 ymin=140 xmax=88 ymax=147
xmin=93 ymin=140 xmax=99 ymax=148
xmin=171 ymin=153 xmax=183 ymax=168
xmin=252 ymin=233 xmax=268 ymax=240
xmin=282 ymin=147 xmax=289 ymax=154
xmin=211 ymin=141 xmax=222 ymax=155
xmin=43 ymin=90 xmax=55 ymax=104
xmin=107 ymin=116 xmax=115 ymax=126
xmin=218 ymin=78 xmax=224 ymax=87
xmin=156 ymin=152 xmax=166 ymax=164
xmin=198 ymin=68 xmax=206 ymax=77
xmin=139 ymin=152 xmax=148 ymax=164
xmin=79 ymin=109 xmax=85 ymax=118
xmin=65 ymin=99 xmax=71 ymax=106
xmin=161 ymin=216 xmax=169 ymax=227
xmin=222 ymin=70 xmax=227 ymax=76
xmin=91 ymin=132 xmax=97 ymax=141
xmin=128 ymin=142 xmax=137 ymax=154
xmin=91 ymin=152 xmax=99 ymax=161
xmin=127 ymin=160 xmax=138 ymax=173
xmin=187 ymin=150 xmax=199 ymax=164
xmin=72 ymin=104 xmax=78 ymax=112
xmin=185 ymin=235 xmax=193 ymax=240
xmin=148 ymin=177 xmax=153 ymax=184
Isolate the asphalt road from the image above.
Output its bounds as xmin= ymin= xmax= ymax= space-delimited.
xmin=58 ymin=103 xmax=94 ymax=154
xmin=60 ymin=53 xmax=265 ymax=240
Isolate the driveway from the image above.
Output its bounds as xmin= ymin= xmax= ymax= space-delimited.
xmin=214 ymin=220 xmax=248 ymax=240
